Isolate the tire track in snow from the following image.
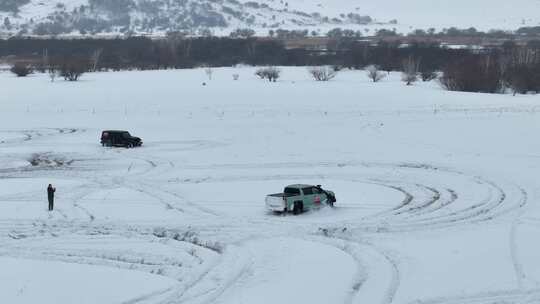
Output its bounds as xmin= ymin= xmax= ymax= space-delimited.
xmin=173 ymin=245 xmax=253 ymax=304
xmin=0 ymin=128 xmax=84 ymax=146
xmin=314 ymin=232 xmax=400 ymax=304
xmin=414 ymin=188 xmax=458 ymax=216
xmin=0 ymin=223 xmax=224 ymax=304
xmin=104 ymin=150 xmax=219 ymax=217
xmin=510 ymin=219 xmax=526 ymax=290
xmin=509 ymin=187 xmax=529 ymax=290
xmin=69 ymin=185 xmax=98 ymax=221
xmin=406 ymin=288 xmax=540 ymax=304
xmin=394 ymin=184 xmax=440 ymax=216
xmin=172 ymin=161 xmax=522 ymax=230
xmin=120 ymin=286 xmax=177 ymax=304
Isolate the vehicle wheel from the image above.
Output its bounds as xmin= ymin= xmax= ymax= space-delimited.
xmin=293 ymin=201 xmax=303 ymax=215
xmin=126 ymin=143 xmax=134 ymax=149
xmin=293 ymin=202 xmax=300 ymax=215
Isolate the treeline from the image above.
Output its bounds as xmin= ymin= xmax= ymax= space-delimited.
xmin=2 ymin=36 xmax=539 ymax=94
xmin=375 ymin=26 xmax=540 ymax=39
xmin=439 ymin=48 xmax=540 ymax=94
xmin=231 ymin=26 xmax=540 ymax=40
xmin=1 ymin=36 xmax=286 ymax=69
xmin=0 ymin=36 xmax=474 ymax=70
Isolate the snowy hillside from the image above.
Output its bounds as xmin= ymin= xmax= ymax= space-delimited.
xmin=0 ymin=0 xmax=539 ymax=37
xmin=1 ymin=67 xmax=540 ymax=303
xmin=0 ymin=0 xmax=377 ymax=37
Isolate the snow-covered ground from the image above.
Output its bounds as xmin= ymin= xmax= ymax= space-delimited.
xmin=1 ymin=67 xmax=540 ymax=303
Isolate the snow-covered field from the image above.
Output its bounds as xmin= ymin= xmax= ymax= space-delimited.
xmin=1 ymin=67 xmax=540 ymax=303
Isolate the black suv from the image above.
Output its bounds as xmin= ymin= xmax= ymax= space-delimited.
xmin=100 ymin=130 xmax=142 ymax=148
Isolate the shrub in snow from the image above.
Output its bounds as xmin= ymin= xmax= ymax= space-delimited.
xmin=60 ymin=58 xmax=87 ymax=82
xmin=421 ymin=70 xmax=438 ymax=82
xmin=48 ymin=67 xmax=58 ymax=82
xmin=10 ymin=63 xmax=33 ymax=77
xmin=365 ymin=65 xmax=386 ymax=82
xmin=229 ymin=28 xmax=255 ymax=38
xmin=232 ymin=73 xmax=239 ymax=80
xmin=153 ymin=228 xmax=223 ymax=253
xmin=308 ymin=66 xmax=338 ymax=81
xmin=255 ymin=66 xmax=281 ymax=82
xmin=401 ymin=56 xmax=420 ymax=85
xmin=505 ymin=65 xmax=540 ymax=95
xmin=440 ymin=55 xmax=503 ymax=93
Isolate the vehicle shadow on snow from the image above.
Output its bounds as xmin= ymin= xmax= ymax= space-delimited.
xmin=266 ymin=205 xmax=338 ymax=217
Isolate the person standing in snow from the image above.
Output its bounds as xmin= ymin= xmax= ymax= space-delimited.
xmin=47 ymin=184 xmax=56 ymax=211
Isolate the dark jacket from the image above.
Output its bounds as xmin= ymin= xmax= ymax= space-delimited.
xmin=47 ymin=186 xmax=55 ymax=199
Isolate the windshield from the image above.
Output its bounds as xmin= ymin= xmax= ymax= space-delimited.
xmin=122 ymin=132 xmax=131 ymax=138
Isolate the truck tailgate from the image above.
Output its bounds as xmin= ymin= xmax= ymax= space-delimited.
xmin=265 ymin=195 xmax=285 ymax=211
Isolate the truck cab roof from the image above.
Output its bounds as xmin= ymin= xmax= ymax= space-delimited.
xmin=102 ymin=130 xmax=129 ymax=134
xmin=286 ymin=184 xmax=317 ymax=189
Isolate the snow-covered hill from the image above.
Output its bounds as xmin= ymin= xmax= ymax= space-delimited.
xmin=0 ymin=0 xmax=539 ymax=37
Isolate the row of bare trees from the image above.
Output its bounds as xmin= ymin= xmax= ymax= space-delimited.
xmin=9 ymin=46 xmax=104 ymax=82
xmin=440 ymin=48 xmax=540 ymax=94
xmin=257 ymin=63 xmax=423 ymax=84
xmin=10 ymin=55 xmax=93 ymax=82
xmin=364 ymin=58 xmax=422 ymax=85
xmin=361 ymin=49 xmax=540 ymax=95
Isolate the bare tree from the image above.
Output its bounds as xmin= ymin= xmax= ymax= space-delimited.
xmin=48 ymin=66 xmax=58 ymax=82
xmin=39 ymin=48 xmax=49 ymax=73
xmin=204 ymin=67 xmax=213 ymax=80
xmin=365 ymin=65 xmax=386 ymax=82
xmin=90 ymin=48 xmax=103 ymax=72
xmin=10 ymin=63 xmax=33 ymax=77
xmin=255 ymin=67 xmax=281 ymax=82
xmin=503 ymin=47 xmax=540 ymax=95
xmin=308 ymin=66 xmax=338 ymax=81
xmin=401 ymin=56 xmax=420 ymax=85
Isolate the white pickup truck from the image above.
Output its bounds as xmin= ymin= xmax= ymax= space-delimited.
xmin=266 ymin=184 xmax=336 ymax=214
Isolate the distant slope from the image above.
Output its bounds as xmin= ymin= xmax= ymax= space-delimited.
xmin=251 ymin=0 xmax=540 ymax=32
xmin=0 ymin=0 xmax=538 ymax=37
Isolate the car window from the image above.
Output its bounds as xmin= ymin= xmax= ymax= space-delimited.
xmin=122 ymin=132 xmax=130 ymax=138
xmin=312 ymin=187 xmax=321 ymax=194
xmin=302 ymin=187 xmax=313 ymax=195
xmin=284 ymin=187 xmax=301 ymax=195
